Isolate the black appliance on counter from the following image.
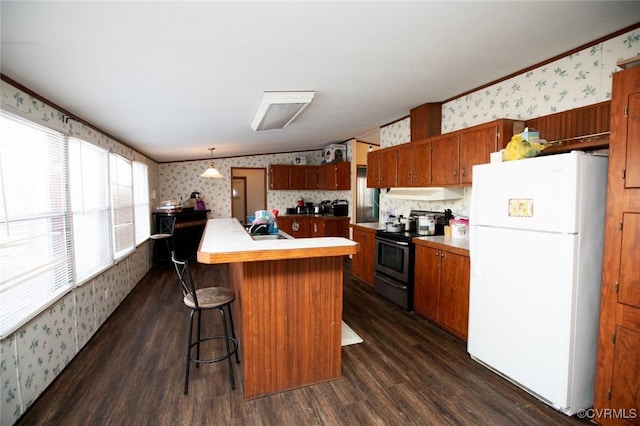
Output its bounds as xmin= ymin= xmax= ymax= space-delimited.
xmin=374 ymin=210 xmax=446 ymax=310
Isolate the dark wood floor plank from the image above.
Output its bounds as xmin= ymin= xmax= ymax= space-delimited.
xmin=15 ymin=260 xmax=591 ymax=426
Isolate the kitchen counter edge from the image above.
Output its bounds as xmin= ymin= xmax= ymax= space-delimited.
xmin=197 ymin=218 xmax=359 ymax=264
xmin=413 ymin=236 xmax=469 ymax=256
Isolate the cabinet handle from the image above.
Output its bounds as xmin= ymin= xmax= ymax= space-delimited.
xmin=453 ymin=168 xmax=458 ymax=177
xmin=435 ymin=251 xmax=439 ymax=256
xmin=314 ymin=223 xmax=318 ymax=233
xmin=461 ymin=167 xmax=466 ymax=178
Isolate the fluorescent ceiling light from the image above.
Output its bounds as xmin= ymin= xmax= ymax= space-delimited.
xmin=251 ymin=91 xmax=316 ymax=131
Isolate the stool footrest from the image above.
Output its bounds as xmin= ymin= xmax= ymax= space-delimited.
xmin=189 ymin=336 xmax=239 ymax=365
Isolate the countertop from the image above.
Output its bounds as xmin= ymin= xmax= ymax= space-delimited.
xmin=350 ymin=222 xmax=385 ymax=231
xmin=352 ymin=222 xmax=469 ymax=253
xmin=197 ymin=218 xmax=359 ymax=264
xmin=413 ymin=235 xmax=470 ymax=256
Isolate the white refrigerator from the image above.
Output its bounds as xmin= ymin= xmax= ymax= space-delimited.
xmin=467 ymin=151 xmax=608 ymax=415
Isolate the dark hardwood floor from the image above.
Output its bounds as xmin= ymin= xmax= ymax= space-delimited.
xmin=16 ymin=259 xmax=591 ymax=425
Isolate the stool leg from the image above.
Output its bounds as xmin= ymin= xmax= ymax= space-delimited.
xmin=185 ymin=309 xmax=195 ymax=395
xmin=219 ymin=307 xmax=235 ymax=390
xmin=227 ymin=305 xmax=240 ymax=364
xmin=196 ymin=309 xmax=202 ymax=369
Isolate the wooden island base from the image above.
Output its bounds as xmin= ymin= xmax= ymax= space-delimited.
xmin=197 ymin=218 xmax=358 ymax=400
xmin=230 ymin=256 xmax=343 ymax=399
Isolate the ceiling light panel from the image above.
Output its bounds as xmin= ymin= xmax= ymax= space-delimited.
xmin=251 ymin=91 xmax=316 ymax=131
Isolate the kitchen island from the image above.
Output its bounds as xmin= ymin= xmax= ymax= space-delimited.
xmin=197 ymin=218 xmax=359 ymax=399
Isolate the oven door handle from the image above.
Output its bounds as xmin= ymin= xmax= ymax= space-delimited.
xmin=377 ymin=237 xmax=409 ymax=246
xmin=384 ymin=279 xmax=407 ymax=290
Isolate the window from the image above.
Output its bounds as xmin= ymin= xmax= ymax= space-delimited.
xmin=110 ymin=153 xmax=134 ymax=260
xmin=0 ymin=111 xmax=152 ymax=337
xmin=69 ymin=138 xmax=112 ymax=283
xmin=0 ymin=112 xmax=73 ymax=338
xmin=133 ymin=162 xmax=150 ymax=245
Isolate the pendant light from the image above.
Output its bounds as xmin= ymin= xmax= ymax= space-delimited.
xmin=201 ymin=148 xmax=222 ymax=178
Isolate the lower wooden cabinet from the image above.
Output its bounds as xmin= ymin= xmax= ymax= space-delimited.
xmin=414 ymin=240 xmax=470 ymax=340
xmin=349 ymin=224 xmax=377 ymax=286
xmin=278 ymin=216 xmax=349 ymax=239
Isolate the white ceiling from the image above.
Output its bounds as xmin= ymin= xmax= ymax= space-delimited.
xmin=2 ymin=2 xmax=639 ymax=163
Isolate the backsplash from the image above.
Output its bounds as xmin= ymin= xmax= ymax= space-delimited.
xmin=379 ymin=28 xmax=639 ymax=221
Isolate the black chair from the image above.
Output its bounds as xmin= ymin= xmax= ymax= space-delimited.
xmin=171 ymin=252 xmax=239 ymax=394
xmin=150 ymin=216 xmax=176 ymax=266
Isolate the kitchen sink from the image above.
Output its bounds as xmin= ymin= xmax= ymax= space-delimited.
xmin=251 ymin=233 xmax=290 ymax=241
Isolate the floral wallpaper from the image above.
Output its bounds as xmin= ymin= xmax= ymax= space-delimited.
xmin=1 ymin=81 xmax=155 ymax=426
xmin=379 ymin=29 xmax=640 ymax=220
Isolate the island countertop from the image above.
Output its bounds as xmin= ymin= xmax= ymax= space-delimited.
xmin=197 ymin=218 xmax=359 ymax=264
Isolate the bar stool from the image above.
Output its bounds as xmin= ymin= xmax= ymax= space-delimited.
xmin=151 ymin=216 xmax=175 ymax=266
xmin=171 ymin=252 xmax=239 ymax=394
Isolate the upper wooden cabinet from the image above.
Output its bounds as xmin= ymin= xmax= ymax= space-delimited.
xmin=396 ymin=141 xmax=431 ymax=187
xmin=319 ymin=161 xmax=351 ymax=190
xmin=430 ymin=134 xmax=460 ymax=186
xmin=269 ymin=162 xmax=350 ymax=191
xmin=367 ymin=119 xmax=522 ymax=188
xmin=367 ymin=148 xmax=397 ymax=188
xmin=593 ymin=64 xmax=640 ymax=425
xmin=410 ymin=102 xmax=442 ymax=141
xmin=269 ymin=165 xmax=291 ymax=190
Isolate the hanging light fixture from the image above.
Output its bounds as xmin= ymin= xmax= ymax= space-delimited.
xmin=201 ymin=148 xmax=222 ymax=178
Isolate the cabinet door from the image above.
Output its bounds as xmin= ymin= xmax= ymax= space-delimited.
xmin=310 ymin=219 xmax=325 ymax=237
xmin=269 ymin=165 xmax=290 ymax=189
xmin=414 ymin=245 xmax=441 ymax=319
xmin=396 ymin=144 xmax=413 ymax=187
xmin=608 ymin=325 xmax=640 ymax=420
xmin=325 ymin=218 xmax=349 ymax=238
xmin=459 ymin=126 xmax=497 ymax=185
xmin=367 ymin=150 xmax=381 ymax=188
xmin=351 ymin=227 xmax=375 ymax=286
xmin=379 ymin=148 xmax=398 ymax=187
xmin=439 ymin=251 xmax=470 ymax=339
xmin=625 ymin=91 xmax=640 ymax=188
xmin=618 ymin=212 xmax=640 ymax=307
xmin=306 ymin=166 xmax=319 ymax=190
xmin=412 ymin=141 xmax=431 ymax=187
xmin=318 ymin=164 xmax=335 ymax=190
xmin=334 ymin=162 xmax=351 ymax=190
xmin=289 ymin=166 xmax=307 ymax=189
xmin=430 ymin=135 xmax=459 ymax=185
xmin=286 ymin=217 xmax=310 ymax=238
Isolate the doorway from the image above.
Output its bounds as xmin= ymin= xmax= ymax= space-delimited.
xmin=231 ymin=167 xmax=267 ymax=224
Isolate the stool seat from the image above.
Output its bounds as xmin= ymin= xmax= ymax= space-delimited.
xmin=183 ymin=288 xmax=235 ymax=309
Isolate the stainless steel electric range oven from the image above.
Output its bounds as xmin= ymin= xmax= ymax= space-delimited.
xmin=374 ymin=210 xmax=447 ymax=310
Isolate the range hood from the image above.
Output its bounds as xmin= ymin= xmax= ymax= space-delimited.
xmin=384 ymin=187 xmax=465 ymax=201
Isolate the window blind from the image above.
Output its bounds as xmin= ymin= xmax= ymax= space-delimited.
xmin=69 ymin=138 xmax=112 ymax=283
xmin=133 ymin=162 xmax=150 ymax=245
xmin=0 ymin=112 xmax=73 ymax=338
xmin=110 ymin=153 xmax=134 ymax=259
